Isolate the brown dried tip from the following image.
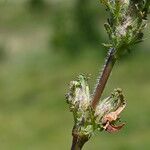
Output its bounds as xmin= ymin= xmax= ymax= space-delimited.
xmin=106 ymin=123 xmax=125 ymax=133
xmin=102 ymin=103 xmax=126 ymax=133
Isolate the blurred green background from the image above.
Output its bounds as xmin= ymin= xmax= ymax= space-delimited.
xmin=0 ymin=0 xmax=150 ymax=149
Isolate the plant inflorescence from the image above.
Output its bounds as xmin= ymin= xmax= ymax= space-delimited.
xmin=66 ymin=1 xmax=150 ymax=150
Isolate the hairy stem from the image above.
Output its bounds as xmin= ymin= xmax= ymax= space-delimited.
xmin=91 ymin=48 xmax=116 ymax=109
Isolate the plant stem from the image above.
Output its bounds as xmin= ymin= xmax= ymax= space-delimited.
xmin=91 ymin=48 xmax=116 ymax=109
xmin=71 ymin=136 xmax=85 ymax=150
xmin=71 ymin=127 xmax=89 ymax=150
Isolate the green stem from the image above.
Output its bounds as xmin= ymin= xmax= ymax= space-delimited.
xmin=91 ymin=48 xmax=116 ymax=109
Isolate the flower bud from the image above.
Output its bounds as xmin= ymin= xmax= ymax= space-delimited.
xmin=66 ymin=75 xmax=90 ymax=112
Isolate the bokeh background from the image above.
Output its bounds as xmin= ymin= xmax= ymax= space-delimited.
xmin=0 ymin=0 xmax=150 ymax=149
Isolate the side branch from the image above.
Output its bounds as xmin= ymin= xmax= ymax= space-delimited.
xmin=91 ymin=48 xmax=116 ymax=109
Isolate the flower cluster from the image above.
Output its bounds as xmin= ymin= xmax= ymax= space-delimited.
xmin=101 ymin=0 xmax=150 ymax=57
xmin=66 ymin=75 xmax=126 ymax=137
xmin=66 ymin=75 xmax=92 ymax=137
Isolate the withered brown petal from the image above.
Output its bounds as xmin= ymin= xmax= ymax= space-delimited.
xmin=106 ymin=123 xmax=125 ymax=133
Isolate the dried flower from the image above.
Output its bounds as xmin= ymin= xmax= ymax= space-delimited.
xmin=95 ymin=88 xmax=126 ymax=133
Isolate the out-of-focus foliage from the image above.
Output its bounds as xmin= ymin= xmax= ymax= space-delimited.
xmin=28 ymin=0 xmax=46 ymax=11
xmin=0 ymin=0 xmax=149 ymax=150
xmin=51 ymin=0 xmax=103 ymax=56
